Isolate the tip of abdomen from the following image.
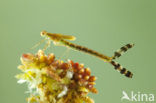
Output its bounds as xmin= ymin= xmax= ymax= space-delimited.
xmin=110 ymin=61 xmax=133 ymax=78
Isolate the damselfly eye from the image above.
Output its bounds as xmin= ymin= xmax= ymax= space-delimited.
xmin=40 ymin=30 xmax=47 ymax=36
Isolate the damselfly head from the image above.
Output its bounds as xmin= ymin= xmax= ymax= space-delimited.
xmin=40 ymin=30 xmax=47 ymax=36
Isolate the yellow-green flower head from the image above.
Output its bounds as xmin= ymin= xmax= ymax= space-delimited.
xmin=16 ymin=50 xmax=97 ymax=103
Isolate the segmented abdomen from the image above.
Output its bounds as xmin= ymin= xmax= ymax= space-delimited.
xmin=113 ymin=44 xmax=134 ymax=59
xmin=60 ymin=39 xmax=111 ymax=62
xmin=110 ymin=61 xmax=133 ymax=78
xmin=60 ymin=39 xmax=133 ymax=78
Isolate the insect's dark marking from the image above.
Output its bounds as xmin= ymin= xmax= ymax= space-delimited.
xmin=125 ymin=71 xmax=132 ymax=78
xmin=110 ymin=61 xmax=116 ymax=66
xmin=81 ymin=47 xmax=88 ymax=52
xmin=110 ymin=61 xmax=133 ymax=78
xmin=126 ymin=44 xmax=133 ymax=48
xmin=121 ymin=47 xmax=127 ymax=52
xmin=68 ymin=42 xmax=76 ymax=48
xmin=76 ymin=45 xmax=82 ymax=50
xmin=120 ymin=68 xmax=126 ymax=74
xmin=113 ymin=43 xmax=134 ymax=59
xmin=114 ymin=52 xmax=121 ymax=58
xmin=115 ymin=63 xmax=120 ymax=70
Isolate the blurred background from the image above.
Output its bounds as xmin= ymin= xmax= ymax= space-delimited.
xmin=0 ymin=0 xmax=156 ymax=103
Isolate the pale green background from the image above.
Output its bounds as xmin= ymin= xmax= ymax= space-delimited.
xmin=0 ymin=0 xmax=156 ymax=103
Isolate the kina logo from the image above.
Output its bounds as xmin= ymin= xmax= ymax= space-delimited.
xmin=121 ymin=91 xmax=154 ymax=102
